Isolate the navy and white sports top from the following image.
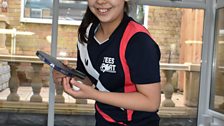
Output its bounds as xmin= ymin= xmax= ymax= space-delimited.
xmin=76 ymin=14 xmax=161 ymax=126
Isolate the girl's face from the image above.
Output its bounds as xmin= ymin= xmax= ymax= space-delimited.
xmin=88 ymin=0 xmax=126 ymax=24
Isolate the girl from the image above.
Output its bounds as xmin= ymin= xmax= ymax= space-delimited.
xmin=54 ymin=0 xmax=161 ymax=125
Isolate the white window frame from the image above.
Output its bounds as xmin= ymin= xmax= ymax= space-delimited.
xmin=143 ymin=6 xmax=149 ymax=28
xmin=207 ymin=1 xmax=224 ymax=123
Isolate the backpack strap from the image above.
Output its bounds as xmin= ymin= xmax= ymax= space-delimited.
xmin=119 ymin=21 xmax=151 ymax=121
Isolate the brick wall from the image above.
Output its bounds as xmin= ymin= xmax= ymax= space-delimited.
xmin=148 ymin=7 xmax=182 ymax=63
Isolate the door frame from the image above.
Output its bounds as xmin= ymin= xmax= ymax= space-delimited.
xmin=197 ymin=0 xmax=224 ymax=125
xmin=49 ymin=0 xmax=220 ymax=126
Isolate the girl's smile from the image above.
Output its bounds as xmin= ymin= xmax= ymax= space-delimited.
xmin=88 ymin=0 xmax=125 ymax=23
xmin=97 ymin=8 xmax=111 ymax=15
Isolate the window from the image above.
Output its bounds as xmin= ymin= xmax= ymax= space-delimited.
xmin=209 ymin=7 xmax=224 ymax=114
xmin=21 ymin=0 xmax=87 ymax=25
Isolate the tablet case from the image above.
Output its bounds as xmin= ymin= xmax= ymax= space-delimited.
xmin=36 ymin=50 xmax=86 ymax=79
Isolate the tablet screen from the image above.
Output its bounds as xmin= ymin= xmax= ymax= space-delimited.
xmin=36 ymin=50 xmax=86 ymax=79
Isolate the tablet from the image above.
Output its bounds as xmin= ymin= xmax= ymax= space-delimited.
xmin=36 ymin=50 xmax=86 ymax=79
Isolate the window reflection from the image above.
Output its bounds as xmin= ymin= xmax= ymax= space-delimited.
xmin=23 ymin=0 xmax=87 ymax=21
xmin=210 ymin=7 xmax=224 ymax=114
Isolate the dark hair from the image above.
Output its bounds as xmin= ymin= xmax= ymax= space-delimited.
xmin=78 ymin=1 xmax=129 ymax=44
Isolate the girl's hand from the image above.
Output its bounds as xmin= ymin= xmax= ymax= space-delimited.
xmin=62 ymin=77 xmax=97 ymax=99
xmin=52 ymin=60 xmax=68 ymax=85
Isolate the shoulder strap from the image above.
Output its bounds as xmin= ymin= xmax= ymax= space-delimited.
xmin=119 ymin=21 xmax=151 ymax=121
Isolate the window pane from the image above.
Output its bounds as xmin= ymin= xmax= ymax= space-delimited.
xmin=209 ymin=7 xmax=224 ymax=114
xmin=149 ymin=7 xmax=204 ymax=102
xmin=24 ymin=0 xmax=52 ymax=18
xmin=58 ymin=0 xmax=87 ymax=21
xmin=148 ymin=7 xmax=204 ymax=64
xmin=148 ymin=6 xmax=204 ymax=125
xmin=23 ymin=0 xmax=87 ymax=24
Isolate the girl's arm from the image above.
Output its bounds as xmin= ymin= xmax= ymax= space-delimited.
xmin=93 ymin=82 xmax=161 ymax=112
xmin=63 ymin=77 xmax=161 ymax=112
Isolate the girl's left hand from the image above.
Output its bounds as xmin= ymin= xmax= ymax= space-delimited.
xmin=62 ymin=77 xmax=97 ymax=99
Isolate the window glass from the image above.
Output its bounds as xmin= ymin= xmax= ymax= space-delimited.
xmin=148 ymin=7 xmax=204 ymax=125
xmin=22 ymin=0 xmax=87 ymax=25
xmin=209 ymin=7 xmax=224 ymax=114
